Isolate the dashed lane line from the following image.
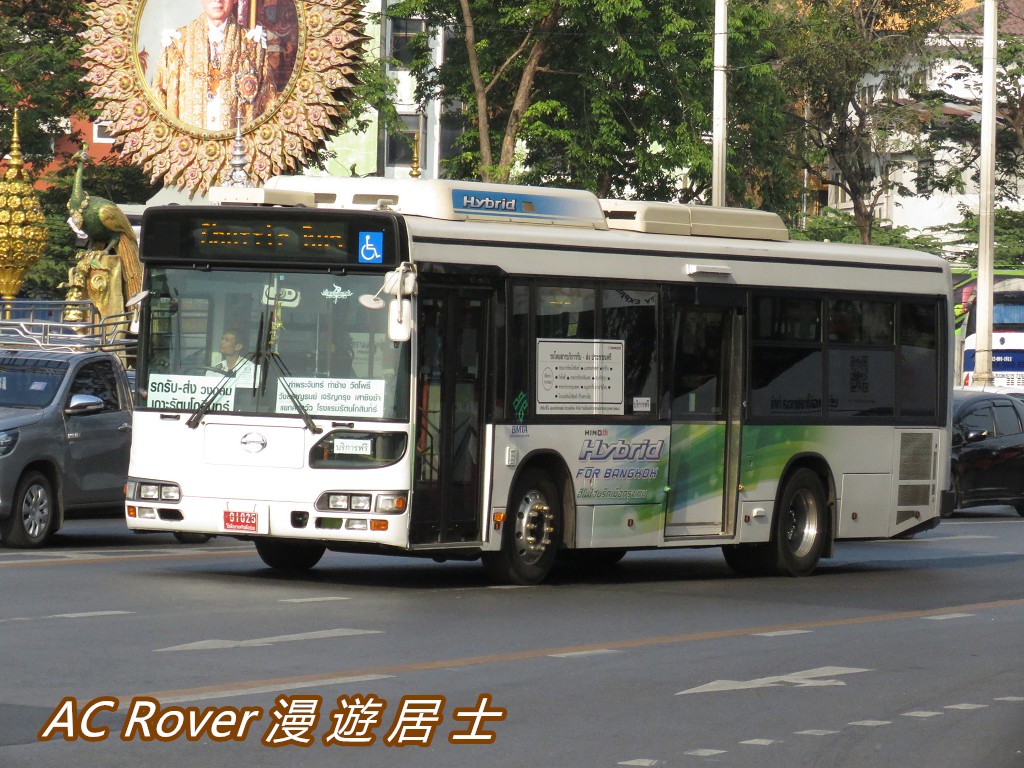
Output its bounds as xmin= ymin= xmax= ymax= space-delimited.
xmin=0 ymin=547 xmax=254 ymax=566
xmin=137 ymin=596 xmax=1024 ymax=704
xmin=680 ymin=695 xmax=1022 ymax=759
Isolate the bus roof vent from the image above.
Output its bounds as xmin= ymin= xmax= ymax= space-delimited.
xmin=601 ymin=199 xmax=789 ymax=241
xmin=207 ymin=187 xmax=317 ymax=207
xmin=263 ymin=176 xmax=609 ymax=229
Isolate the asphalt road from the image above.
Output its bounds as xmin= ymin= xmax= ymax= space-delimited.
xmin=0 ymin=508 xmax=1022 ymax=768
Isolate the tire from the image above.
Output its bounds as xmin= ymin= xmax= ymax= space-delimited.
xmin=1 ymin=471 xmax=55 ymax=549
xmin=253 ymin=538 xmax=325 ymax=571
xmin=482 ymin=468 xmax=562 ymax=585
xmin=173 ymin=532 xmax=212 ymax=544
xmin=769 ymin=467 xmax=828 ymax=576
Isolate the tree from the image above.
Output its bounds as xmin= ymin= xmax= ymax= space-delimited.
xmin=0 ymin=0 xmax=92 ymax=167
xmin=390 ymin=0 xmax=799 ymax=210
xmin=790 ymin=206 xmax=945 ymax=252
xmin=933 ymin=205 xmax=1024 ymax=266
xmin=922 ymin=2 xmax=1024 ymax=202
xmin=514 ymin=0 xmax=798 ymax=211
xmin=772 ymin=0 xmax=962 ymax=244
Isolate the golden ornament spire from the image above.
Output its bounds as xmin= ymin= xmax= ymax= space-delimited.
xmin=0 ymin=107 xmax=50 ymax=299
xmin=4 ymin=109 xmax=25 ymax=180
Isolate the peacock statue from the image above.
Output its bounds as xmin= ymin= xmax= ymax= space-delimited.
xmin=65 ymin=144 xmax=143 ymax=321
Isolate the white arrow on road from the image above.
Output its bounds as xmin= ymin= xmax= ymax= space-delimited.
xmin=677 ymin=666 xmax=871 ymax=695
xmin=156 ymin=628 xmax=382 ymax=652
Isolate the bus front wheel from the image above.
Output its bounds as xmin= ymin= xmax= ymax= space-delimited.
xmin=770 ymin=468 xmax=828 ymax=576
xmin=254 ymin=539 xmax=326 ymax=571
xmin=482 ymin=468 xmax=562 ymax=585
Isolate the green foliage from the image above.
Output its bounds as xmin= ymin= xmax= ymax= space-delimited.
xmin=923 ymin=32 xmax=1024 ymax=202
xmin=772 ymin=0 xmax=963 ymax=243
xmin=0 ymin=0 xmax=93 ymax=167
xmin=932 ymin=206 xmax=1024 ymax=266
xmin=791 ymin=208 xmax=945 ymax=253
xmin=389 ymin=0 xmax=799 ymax=211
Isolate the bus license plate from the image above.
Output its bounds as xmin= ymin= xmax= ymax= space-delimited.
xmin=224 ymin=510 xmax=258 ymax=533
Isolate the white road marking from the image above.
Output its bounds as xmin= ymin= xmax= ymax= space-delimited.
xmin=849 ymin=720 xmax=890 ymax=726
xmin=754 ymin=630 xmax=812 ymax=637
xmin=155 ymin=627 xmax=382 ymax=652
xmin=946 ymin=703 xmax=988 ymax=710
xmin=617 ymin=760 xmax=660 ymax=766
xmin=740 ymin=739 xmax=778 ymax=745
xmin=0 ymin=610 xmax=133 ymax=624
xmin=796 ymin=730 xmax=838 ymax=736
xmin=685 ymin=749 xmax=726 ymax=756
xmin=280 ymin=597 xmax=352 ymax=603
xmin=902 ymin=711 xmax=942 ymax=718
xmin=922 ymin=613 xmax=975 ymax=620
xmin=549 ymin=649 xmax=620 ymax=658
xmin=995 ymin=696 xmax=1024 ymax=702
xmin=677 ymin=666 xmax=870 ymax=695
xmin=159 ymin=674 xmax=394 ymax=704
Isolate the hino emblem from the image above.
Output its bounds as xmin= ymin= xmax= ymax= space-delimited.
xmin=240 ymin=432 xmax=268 ymax=453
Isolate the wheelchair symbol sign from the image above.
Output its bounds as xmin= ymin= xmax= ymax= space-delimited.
xmin=358 ymin=231 xmax=384 ymax=264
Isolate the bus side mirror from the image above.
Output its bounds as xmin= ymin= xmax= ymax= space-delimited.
xmin=388 ymin=299 xmax=412 ymax=343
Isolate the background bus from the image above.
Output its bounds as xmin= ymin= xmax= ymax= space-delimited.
xmin=953 ymin=267 xmax=1024 ymax=387
xmin=125 ymin=178 xmax=953 ymax=584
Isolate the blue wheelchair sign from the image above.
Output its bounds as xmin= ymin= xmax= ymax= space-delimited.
xmin=358 ymin=231 xmax=384 ymax=264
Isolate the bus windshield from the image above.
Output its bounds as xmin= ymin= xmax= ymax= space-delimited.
xmin=137 ymin=267 xmax=411 ymax=421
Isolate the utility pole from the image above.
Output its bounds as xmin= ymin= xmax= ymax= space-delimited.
xmin=974 ymin=0 xmax=998 ymax=385
xmin=711 ymin=0 xmax=728 ymax=207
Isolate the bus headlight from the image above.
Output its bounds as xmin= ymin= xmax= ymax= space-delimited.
xmin=319 ymin=492 xmax=407 ymax=514
xmin=327 ymin=494 xmax=349 ymax=510
xmin=131 ymin=481 xmax=182 ymax=502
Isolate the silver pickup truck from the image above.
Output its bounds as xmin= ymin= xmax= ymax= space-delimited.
xmin=0 ymin=302 xmax=134 ymax=547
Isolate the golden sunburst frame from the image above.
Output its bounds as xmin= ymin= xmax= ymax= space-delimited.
xmin=80 ymin=0 xmax=367 ymax=196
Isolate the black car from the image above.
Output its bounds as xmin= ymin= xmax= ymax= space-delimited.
xmin=950 ymin=389 xmax=1024 ymax=517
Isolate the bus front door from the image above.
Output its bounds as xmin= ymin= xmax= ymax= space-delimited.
xmin=411 ymin=287 xmax=489 ymax=545
xmin=664 ymin=304 xmax=743 ymax=538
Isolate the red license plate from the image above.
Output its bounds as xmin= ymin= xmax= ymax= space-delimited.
xmin=223 ymin=510 xmax=258 ymax=533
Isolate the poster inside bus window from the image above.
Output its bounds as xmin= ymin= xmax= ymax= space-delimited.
xmin=536 ymin=339 xmax=624 ymax=415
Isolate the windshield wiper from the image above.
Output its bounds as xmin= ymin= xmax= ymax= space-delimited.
xmin=256 ymin=348 xmax=322 ymax=434
xmin=250 ymin=310 xmax=322 ymax=435
xmin=184 ymin=360 xmax=256 ymax=430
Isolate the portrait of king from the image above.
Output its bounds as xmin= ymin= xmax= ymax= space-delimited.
xmin=149 ymin=0 xmax=278 ymax=132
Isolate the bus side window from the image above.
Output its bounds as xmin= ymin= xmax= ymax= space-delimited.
xmin=671 ymin=307 xmax=726 ymax=417
xmin=602 ymin=287 xmax=658 ymax=415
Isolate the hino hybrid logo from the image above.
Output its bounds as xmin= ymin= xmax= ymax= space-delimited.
xmin=461 ymin=195 xmax=517 ymax=211
xmin=579 ymin=438 xmax=664 ymax=461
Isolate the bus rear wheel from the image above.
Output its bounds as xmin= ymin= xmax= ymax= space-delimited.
xmin=254 ymin=539 xmax=326 ymax=571
xmin=770 ymin=468 xmax=827 ymax=576
xmin=482 ymin=468 xmax=561 ymax=585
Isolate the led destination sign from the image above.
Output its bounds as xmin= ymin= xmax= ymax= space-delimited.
xmin=140 ymin=208 xmax=402 ymax=268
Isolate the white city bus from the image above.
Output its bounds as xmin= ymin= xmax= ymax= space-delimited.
xmin=125 ymin=177 xmax=953 ymax=584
